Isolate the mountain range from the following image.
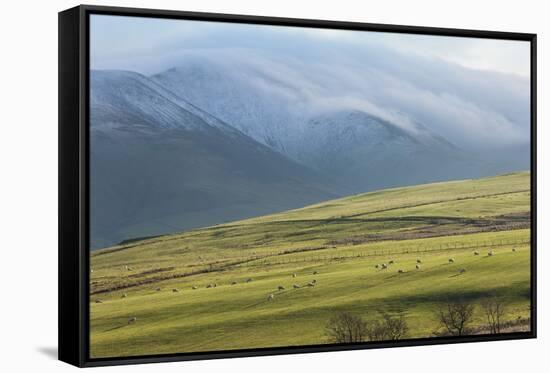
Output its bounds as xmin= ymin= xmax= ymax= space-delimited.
xmin=90 ymin=57 xmax=529 ymax=249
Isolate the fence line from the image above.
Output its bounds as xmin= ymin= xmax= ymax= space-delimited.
xmin=237 ymin=238 xmax=530 ymax=268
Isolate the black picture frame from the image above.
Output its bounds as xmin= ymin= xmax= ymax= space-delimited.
xmin=58 ymin=4 xmax=537 ymax=367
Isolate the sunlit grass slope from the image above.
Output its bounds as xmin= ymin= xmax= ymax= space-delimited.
xmin=90 ymin=171 xmax=531 ymax=358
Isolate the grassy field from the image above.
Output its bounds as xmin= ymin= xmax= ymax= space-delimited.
xmin=90 ymin=171 xmax=532 ymax=358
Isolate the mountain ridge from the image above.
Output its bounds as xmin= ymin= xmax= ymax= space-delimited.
xmin=89 ymin=69 xmax=340 ymax=249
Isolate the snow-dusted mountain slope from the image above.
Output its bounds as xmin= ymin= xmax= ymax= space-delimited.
xmin=295 ymin=109 xmax=481 ymax=191
xmin=89 ymin=70 xmax=339 ymax=249
xmin=151 ymin=53 xmax=519 ymax=193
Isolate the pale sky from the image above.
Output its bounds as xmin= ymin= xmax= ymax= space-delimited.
xmin=90 ymin=14 xmax=530 ymax=77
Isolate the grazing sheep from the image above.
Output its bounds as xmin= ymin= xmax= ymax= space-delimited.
xmin=90 ymin=269 xmax=94 ymax=273
xmin=307 ymin=282 xmax=315 ymax=287
xmin=94 ymin=299 xmax=102 ymax=304
xmin=172 ymin=288 xmax=179 ymax=293
xmin=292 ymin=273 xmax=297 ymax=278
xmin=267 ymin=294 xmax=274 ymax=301
xmin=474 ymin=251 xmax=480 ymax=256
xmin=416 ymin=259 xmax=422 ymax=264
xmin=313 ymin=271 xmax=318 ymax=275
xmin=156 ymin=287 xmax=161 ymax=291
xmin=231 ymin=281 xmax=237 ymax=285
xmin=246 ymin=278 xmax=253 ymax=283
xmin=512 ymin=247 xmax=517 ymax=252
xmin=397 ymin=269 xmax=404 ymax=274
xmin=206 ymin=284 xmax=213 ymax=288
xmin=389 ymin=260 xmax=394 ymax=265
xmin=128 ymin=317 xmax=137 ymax=324
xmin=312 ymin=279 xmax=317 ymax=284
xmin=381 ymin=263 xmax=388 ymax=269
xmin=488 ymin=250 xmax=494 ymax=257
xmin=375 ymin=264 xmax=380 ymax=269
xmin=293 ymin=284 xmax=301 ymax=289
xmin=415 ymin=264 xmax=420 ymax=270
xmin=121 ymin=293 xmax=127 ymax=298
xmin=192 ymin=286 xmax=198 ymax=290
xmin=213 ymin=283 xmax=217 ymax=288
xmin=278 ymin=285 xmax=285 ymax=291
xmin=459 ymin=268 xmax=467 ymax=274
xmin=448 ymin=258 xmax=455 ymax=263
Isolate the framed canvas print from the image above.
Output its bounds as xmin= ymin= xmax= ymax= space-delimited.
xmin=58 ymin=5 xmax=537 ymax=367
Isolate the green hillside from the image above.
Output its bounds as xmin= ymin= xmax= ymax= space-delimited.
xmin=89 ymin=171 xmax=531 ymax=358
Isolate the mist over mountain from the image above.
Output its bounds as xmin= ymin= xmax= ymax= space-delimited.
xmin=89 ymin=20 xmax=530 ymax=249
xmin=152 ymin=50 xmax=529 ymax=192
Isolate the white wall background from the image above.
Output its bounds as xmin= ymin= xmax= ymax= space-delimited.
xmin=0 ymin=0 xmax=546 ymax=371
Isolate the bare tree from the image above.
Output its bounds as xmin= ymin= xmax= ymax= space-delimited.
xmin=325 ymin=312 xmax=368 ymax=343
xmin=381 ymin=313 xmax=409 ymax=340
xmin=367 ymin=313 xmax=409 ymax=341
xmin=436 ymin=300 xmax=475 ymax=336
xmin=481 ymin=296 xmax=506 ymax=334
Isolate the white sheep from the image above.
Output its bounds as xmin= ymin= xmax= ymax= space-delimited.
xmin=267 ymin=294 xmax=274 ymax=301
xmin=172 ymin=288 xmax=179 ymax=293
xmin=415 ymin=264 xmax=420 ymax=270
xmin=94 ymin=299 xmax=102 ymax=304
xmin=278 ymin=285 xmax=285 ymax=291
xmin=307 ymin=282 xmax=315 ymax=287
xmin=128 ymin=317 xmax=137 ymax=324
xmin=474 ymin=251 xmax=480 ymax=256
xmin=389 ymin=260 xmax=394 ymax=265
xmin=246 ymin=278 xmax=253 ymax=283
xmin=293 ymin=284 xmax=300 ymax=289
xmin=416 ymin=259 xmax=422 ymax=264
xmin=488 ymin=250 xmax=494 ymax=257
xmin=192 ymin=286 xmax=198 ymax=290
xmin=313 ymin=271 xmax=319 ymax=275
xmin=459 ymin=268 xmax=466 ymax=274
xmin=121 ymin=293 xmax=127 ymax=298
xmin=397 ymin=269 xmax=404 ymax=273
xmin=375 ymin=264 xmax=380 ymax=269
xmin=292 ymin=273 xmax=297 ymax=278
xmin=448 ymin=258 xmax=455 ymax=263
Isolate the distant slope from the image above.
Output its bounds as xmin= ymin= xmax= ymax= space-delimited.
xmin=90 ymin=70 xmax=339 ymax=249
xmin=92 ymin=171 xmax=530 ymax=263
xmin=232 ymin=171 xmax=530 ymax=225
